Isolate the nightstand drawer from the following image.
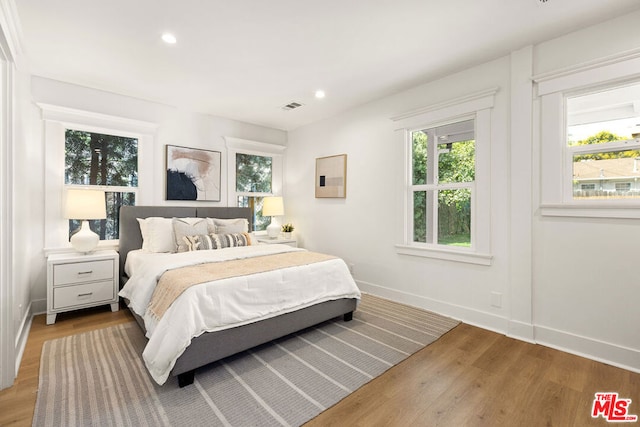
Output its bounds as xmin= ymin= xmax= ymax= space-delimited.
xmin=53 ymin=281 xmax=115 ymax=310
xmin=53 ymin=259 xmax=114 ymax=286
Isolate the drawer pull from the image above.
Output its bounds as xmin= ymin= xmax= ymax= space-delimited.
xmin=77 ymin=292 xmax=93 ymax=297
xmin=77 ymin=271 xmax=93 ymax=275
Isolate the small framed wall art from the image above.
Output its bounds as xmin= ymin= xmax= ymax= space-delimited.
xmin=315 ymin=154 xmax=347 ymax=198
xmin=166 ymin=145 xmax=221 ymax=201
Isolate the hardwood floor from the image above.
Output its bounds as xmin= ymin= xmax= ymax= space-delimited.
xmin=1 ymin=305 xmax=638 ymax=426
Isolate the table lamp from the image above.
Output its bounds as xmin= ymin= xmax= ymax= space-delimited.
xmin=262 ymin=196 xmax=284 ymax=239
xmin=64 ymin=189 xmax=107 ymax=253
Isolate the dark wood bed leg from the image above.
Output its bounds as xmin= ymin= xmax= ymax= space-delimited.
xmin=343 ymin=311 xmax=353 ymax=322
xmin=178 ymin=370 xmax=195 ymax=388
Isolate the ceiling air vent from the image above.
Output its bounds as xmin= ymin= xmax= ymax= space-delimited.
xmin=282 ymin=101 xmax=304 ymax=111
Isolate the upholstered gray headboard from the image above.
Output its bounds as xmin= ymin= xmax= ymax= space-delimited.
xmin=118 ymin=205 xmax=253 ymax=286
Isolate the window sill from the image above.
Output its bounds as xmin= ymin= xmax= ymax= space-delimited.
xmin=540 ymin=203 xmax=640 ymax=219
xmin=395 ymin=244 xmax=493 ymax=266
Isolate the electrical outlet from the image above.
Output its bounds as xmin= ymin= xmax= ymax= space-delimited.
xmin=490 ymin=292 xmax=502 ymax=308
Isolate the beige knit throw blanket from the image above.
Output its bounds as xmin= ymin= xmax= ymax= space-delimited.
xmin=147 ymin=251 xmax=338 ymax=321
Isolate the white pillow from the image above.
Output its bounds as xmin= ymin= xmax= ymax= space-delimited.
xmin=208 ymin=218 xmax=249 ymax=234
xmin=137 ymin=217 xmax=175 ymax=253
xmin=173 ymin=218 xmax=209 ymax=252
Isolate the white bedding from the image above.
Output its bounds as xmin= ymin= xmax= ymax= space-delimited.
xmin=119 ymin=244 xmax=361 ymax=385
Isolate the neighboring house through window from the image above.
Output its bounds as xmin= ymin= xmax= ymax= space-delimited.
xmin=567 ymin=82 xmax=640 ymax=201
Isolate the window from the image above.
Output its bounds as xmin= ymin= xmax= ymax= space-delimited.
xmin=225 ymin=137 xmax=285 ymax=232
xmin=536 ymin=51 xmax=640 ymax=218
xmin=391 ymin=88 xmax=495 ymax=265
xmin=410 ymin=119 xmax=475 ymax=247
xmin=235 ymin=153 xmax=273 ymax=231
xmin=40 ymin=103 xmax=155 ymax=250
xmin=616 ymin=182 xmax=631 ymax=192
xmin=567 ymin=82 xmax=640 ymax=201
xmin=65 ymin=129 xmax=138 ymax=240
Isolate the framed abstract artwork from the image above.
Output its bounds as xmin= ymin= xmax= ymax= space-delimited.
xmin=315 ymin=154 xmax=347 ymax=198
xmin=166 ymin=145 xmax=221 ymax=201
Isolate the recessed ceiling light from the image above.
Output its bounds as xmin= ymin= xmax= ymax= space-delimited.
xmin=162 ymin=33 xmax=177 ymax=44
xmin=315 ymin=90 xmax=326 ymax=99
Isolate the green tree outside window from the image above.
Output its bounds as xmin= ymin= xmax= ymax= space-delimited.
xmin=65 ymin=130 xmax=138 ymax=240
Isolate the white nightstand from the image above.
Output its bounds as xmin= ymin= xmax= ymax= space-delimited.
xmin=46 ymin=250 xmax=119 ymax=325
xmin=255 ymin=236 xmax=298 ymax=247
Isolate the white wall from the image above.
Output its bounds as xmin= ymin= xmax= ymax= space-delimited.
xmin=13 ymin=68 xmax=37 ymax=357
xmin=286 ymin=11 xmax=640 ymax=372
xmin=287 ymin=55 xmax=514 ymax=333
xmin=27 ymin=76 xmax=287 ymax=312
xmin=531 ymin=13 xmax=640 ymax=370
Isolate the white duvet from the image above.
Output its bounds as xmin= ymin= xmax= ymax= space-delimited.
xmin=119 ymin=244 xmax=361 ymax=385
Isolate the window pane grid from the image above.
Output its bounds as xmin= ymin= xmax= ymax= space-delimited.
xmin=409 ymin=119 xmax=475 ymax=248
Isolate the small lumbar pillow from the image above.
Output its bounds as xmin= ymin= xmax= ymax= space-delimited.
xmin=183 ymin=233 xmax=252 ymax=251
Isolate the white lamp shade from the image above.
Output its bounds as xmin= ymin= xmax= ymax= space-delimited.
xmin=64 ymin=189 xmax=107 ymax=220
xmin=262 ymin=196 xmax=284 ymax=216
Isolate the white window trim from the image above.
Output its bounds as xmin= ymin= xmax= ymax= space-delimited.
xmin=224 ymin=137 xmax=286 ymax=232
xmin=0 ymin=13 xmax=16 ymax=389
xmin=535 ymin=49 xmax=640 ymax=219
xmin=391 ymin=88 xmax=496 ymax=265
xmin=39 ymin=104 xmax=156 ymax=252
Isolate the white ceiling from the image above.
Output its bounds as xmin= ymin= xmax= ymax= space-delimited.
xmin=14 ymin=0 xmax=640 ymax=131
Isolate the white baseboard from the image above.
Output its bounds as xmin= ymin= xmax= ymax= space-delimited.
xmin=508 ymin=320 xmax=536 ymax=343
xmin=535 ymin=325 xmax=640 ymax=374
xmin=356 ymin=280 xmax=639 ymax=373
xmin=31 ymin=298 xmax=46 ymax=315
xmin=356 ymin=280 xmax=509 ymax=335
xmin=14 ymin=302 xmax=32 ymax=376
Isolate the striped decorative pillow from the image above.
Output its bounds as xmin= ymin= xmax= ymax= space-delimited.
xmin=182 ymin=232 xmax=252 ymax=251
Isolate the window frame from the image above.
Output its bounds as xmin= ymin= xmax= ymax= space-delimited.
xmin=536 ymin=51 xmax=640 ymax=219
xmin=224 ymin=137 xmax=286 ymax=233
xmin=391 ymin=88 xmax=496 ymax=265
xmin=40 ymin=104 xmax=156 ymax=252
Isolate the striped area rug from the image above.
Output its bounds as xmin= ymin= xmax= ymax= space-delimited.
xmin=33 ymin=293 xmax=459 ymax=427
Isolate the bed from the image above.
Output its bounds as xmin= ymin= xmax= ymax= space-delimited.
xmin=117 ymin=205 xmax=360 ymax=387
